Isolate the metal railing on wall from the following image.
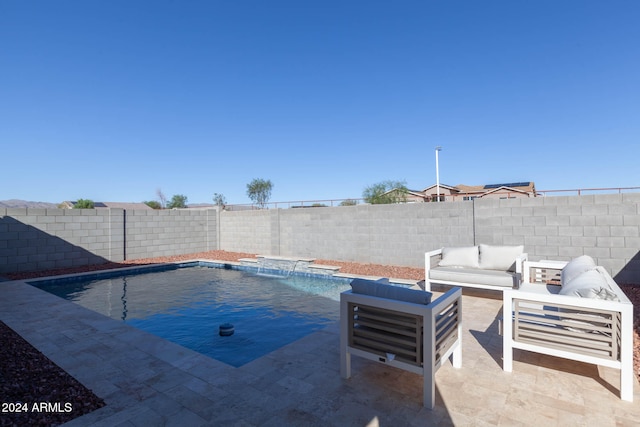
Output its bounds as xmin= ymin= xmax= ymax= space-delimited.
xmin=225 ymin=198 xmax=365 ymax=211
xmin=223 ymin=186 xmax=640 ymax=211
xmin=534 ymin=186 xmax=640 ymax=197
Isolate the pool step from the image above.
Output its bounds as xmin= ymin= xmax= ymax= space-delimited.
xmin=307 ymin=264 xmax=341 ymax=273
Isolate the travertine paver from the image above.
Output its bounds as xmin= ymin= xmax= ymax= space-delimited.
xmin=1 ymin=279 xmax=639 ymax=426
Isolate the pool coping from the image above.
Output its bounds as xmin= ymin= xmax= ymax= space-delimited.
xmin=25 ymin=258 xmax=423 ymax=289
xmin=1 ymin=261 xmax=425 ymax=425
xmin=27 ymin=260 xmax=365 ymax=369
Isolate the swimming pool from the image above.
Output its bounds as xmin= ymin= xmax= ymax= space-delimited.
xmin=30 ymin=264 xmax=351 ymax=367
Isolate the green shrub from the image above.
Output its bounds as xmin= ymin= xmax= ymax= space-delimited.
xmin=74 ymin=199 xmax=95 ymax=209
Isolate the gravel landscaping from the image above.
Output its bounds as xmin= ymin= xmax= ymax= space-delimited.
xmin=1 ymin=250 xmax=639 ymax=426
xmin=0 ymin=322 xmax=105 ymax=427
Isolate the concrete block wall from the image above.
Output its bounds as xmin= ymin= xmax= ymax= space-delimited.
xmin=219 ymin=210 xmax=273 ymax=255
xmin=275 ymin=202 xmax=475 ymax=267
xmin=109 ymin=208 xmax=126 ymax=262
xmin=2 ymin=194 xmax=639 ymax=283
xmin=473 ymin=193 xmax=640 ymax=283
xmin=0 ymin=208 xmax=117 ymax=273
xmin=0 ymin=208 xmax=218 ymax=274
xmin=125 ymin=209 xmax=217 ymax=260
xmin=218 ymin=193 xmax=639 ymax=282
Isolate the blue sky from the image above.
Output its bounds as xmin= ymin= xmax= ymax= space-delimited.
xmin=2 ymin=1 xmax=639 ymax=205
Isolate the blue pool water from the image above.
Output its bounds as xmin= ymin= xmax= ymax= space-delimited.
xmin=32 ymin=265 xmax=351 ymax=367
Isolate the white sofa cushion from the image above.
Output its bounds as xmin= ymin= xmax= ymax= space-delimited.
xmin=478 ymin=244 xmax=524 ymax=272
xmin=430 ymin=267 xmax=517 ymax=288
xmin=438 ymin=246 xmax=479 ymax=268
xmin=561 ymin=255 xmax=596 ymax=286
xmin=350 ymin=278 xmax=432 ymax=305
xmin=559 ymin=267 xmax=619 ymax=301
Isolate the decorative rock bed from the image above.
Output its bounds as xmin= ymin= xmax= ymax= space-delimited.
xmin=0 ymin=321 xmax=105 ymax=427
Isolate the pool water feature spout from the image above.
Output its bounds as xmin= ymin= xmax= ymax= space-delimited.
xmin=256 ymin=258 xmax=298 ymax=279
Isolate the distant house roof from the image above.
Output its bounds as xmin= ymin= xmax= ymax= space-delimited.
xmin=421 ymin=184 xmax=459 ymax=193
xmin=480 ymin=186 xmax=533 ymax=197
xmin=378 ymin=188 xmax=429 ymax=202
xmin=413 ymin=182 xmax=537 ymax=201
xmin=455 ymin=182 xmax=536 ymax=196
xmin=94 ymin=202 xmax=153 ymax=210
xmin=187 ymin=203 xmax=217 ymax=209
xmin=61 ymin=201 xmax=153 ymax=210
xmin=406 ymin=189 xmax=429 ymax=198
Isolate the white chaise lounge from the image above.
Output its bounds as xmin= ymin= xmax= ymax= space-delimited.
xmin=340 ymin=279 xmax=462 ymax=409
xmin=425 ymin=244 xmax=528 ymax=292
xmin=503 ymin=255 xmax=634 ymax=401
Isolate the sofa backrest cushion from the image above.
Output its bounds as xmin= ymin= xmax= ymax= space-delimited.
xmin=478 ymin=244 xmax=524 ymax=272
xmin=438 ymin=246 xmax=479 ymax=268
xmin=561 ymin=255 xmax=596 ymax=287
xmin=350 ymin=278 xmax=432 ymax=305
xmin=559 ymin=267 xmax=619 ymax=301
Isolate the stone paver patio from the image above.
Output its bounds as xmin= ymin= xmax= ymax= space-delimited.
xmin=1 ymin=276 xmax=639 ymax=426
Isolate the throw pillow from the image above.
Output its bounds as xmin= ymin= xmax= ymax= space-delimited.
xmin=559 ymin=268 xmax=608 ymax=297
xmin=560 ymin=255 xmax=597 ymax=287
xmin=478 ymin=244 xmax=524 ymax=271
xmin=438 ymin=246 xmax=479 ymax=268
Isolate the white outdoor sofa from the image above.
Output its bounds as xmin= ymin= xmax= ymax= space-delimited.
xmin=503 ymin=255 xmax=634 ymax=401
xmin=425 ymin=244 xmax=528 ymax=292
xmin=340 ymin=279 xmax=462 ymax=409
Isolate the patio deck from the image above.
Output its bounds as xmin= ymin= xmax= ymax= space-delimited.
xmin=1 ymin=279 xmax=638 ymax=426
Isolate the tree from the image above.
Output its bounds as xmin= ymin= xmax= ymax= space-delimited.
xmin=74 ymin=199 xmax=95 ymax=209
xmin=339 ymin=199 xmax=358 ymax=206
xmin=166 ymin=194 xmax=188 ymax=209
xmin=144 ymin=201 xmax=162 ymax=209
xmin=213 ymin=193 xmax=227 ymax=209
xmin=362 ymin=180 xmax=408 ymax=204
xmin=156 ymin=188 xmax=167 ymax=209
xmin=246 ymin=178 xmax=273 ymax=209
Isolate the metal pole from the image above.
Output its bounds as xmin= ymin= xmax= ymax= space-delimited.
xmin=435 ymin=146 xmax=442 ymax=202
